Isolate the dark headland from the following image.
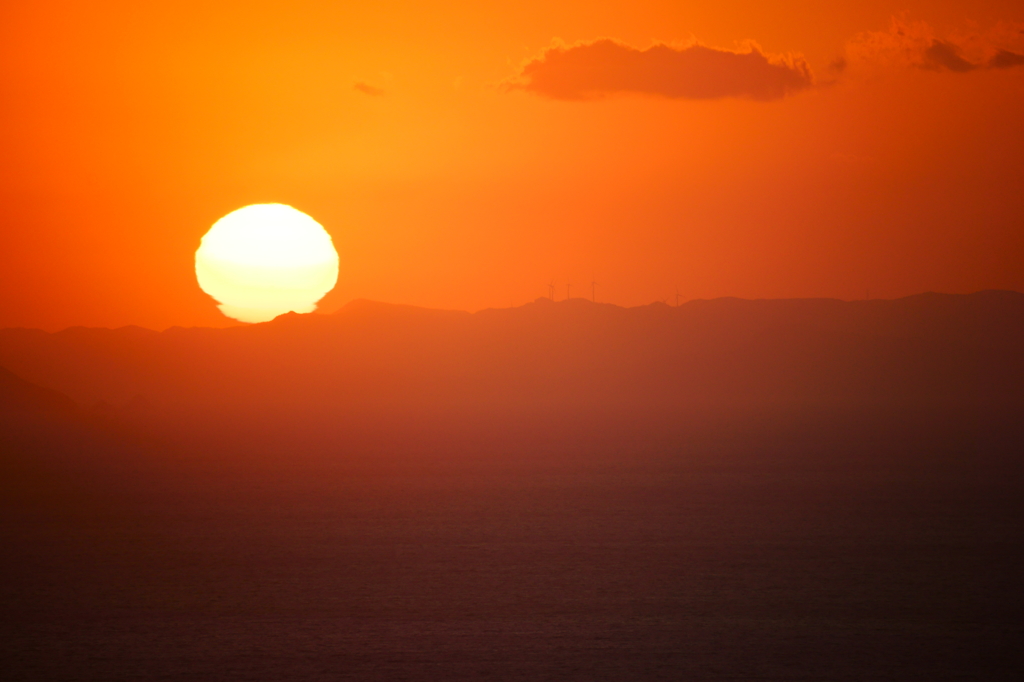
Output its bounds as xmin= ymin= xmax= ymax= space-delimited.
xmin=2 ymin=292 xmax=1022 ymax=680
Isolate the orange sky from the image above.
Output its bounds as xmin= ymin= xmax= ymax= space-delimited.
xmin=2 ymin=0 xmax=1023 ymax=330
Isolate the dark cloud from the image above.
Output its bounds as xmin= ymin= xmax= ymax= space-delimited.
xmin=922 ymin=39 xmax=1024 ymax=73
xmin=828 ymin=56 xmax=848 ymax=74
xmin=354 ymin=82 xmax=384 ymax=96
xmin=989 ymin=49 xmax=1024 ymax=68
xmin=509 ymin=39 xmax=813 ymax=102
xmin=847 ymin=18 xmax=1024 ymax=75
xmin=923 ymin=40 xmax=977 ymax=72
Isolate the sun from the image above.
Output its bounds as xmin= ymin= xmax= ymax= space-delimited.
xmin=195 ymin=204 xmax=339 ymax=323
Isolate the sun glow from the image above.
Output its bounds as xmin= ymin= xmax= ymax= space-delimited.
xmin=195 ymin=204 xmax=339 ymax=323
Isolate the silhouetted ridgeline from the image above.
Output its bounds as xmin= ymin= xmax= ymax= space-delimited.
xmin=0 ymin=291 xmax=1020 ymax=421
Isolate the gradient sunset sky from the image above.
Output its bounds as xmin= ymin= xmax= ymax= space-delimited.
xmin=2 ymin=0 xmax=1022 ymax=330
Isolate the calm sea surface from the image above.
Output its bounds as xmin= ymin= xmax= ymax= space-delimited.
xmin=2 ymin=410 xmax=1022 ymax=680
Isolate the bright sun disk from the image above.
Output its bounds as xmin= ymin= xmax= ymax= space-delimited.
xmin=195 ymin=204 xmax=339 ymax=323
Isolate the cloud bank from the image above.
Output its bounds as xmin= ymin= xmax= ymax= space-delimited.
xmin=509 ymin=39 xmax=813 ymax=102
xmin=846 ymin=18 xmax=1024 ymax=74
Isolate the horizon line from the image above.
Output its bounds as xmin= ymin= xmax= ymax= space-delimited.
xmin=4 ymin=289 xmax=1020 ymax=335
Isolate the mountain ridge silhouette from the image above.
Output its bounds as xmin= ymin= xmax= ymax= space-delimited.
xmin=0 ymin=290 xmax=1020 ymax=420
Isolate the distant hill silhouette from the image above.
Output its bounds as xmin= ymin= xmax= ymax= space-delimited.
xmin=0 ymin=364 xmax=75 ymax=412
xmin=0 ymin=291 xmax=1020 ymax=422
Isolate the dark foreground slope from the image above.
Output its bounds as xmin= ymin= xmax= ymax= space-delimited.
xmin=0 ymin=365 xmax=75 ymax=412
xmin=1 ymin=293 xmax=1022 ymax=681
